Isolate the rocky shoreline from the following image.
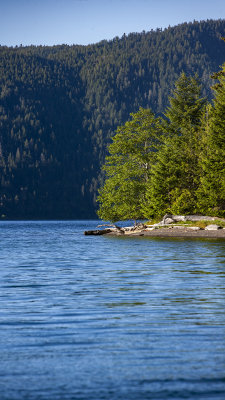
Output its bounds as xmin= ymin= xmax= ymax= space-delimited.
xmin=108 ymin=227 xmax=225 ymax=238
xmin=84 ymin=214 xmax=225 ymax=239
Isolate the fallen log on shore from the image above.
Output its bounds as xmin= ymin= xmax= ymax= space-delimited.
xmin=84 ymin=229 xmax=112 ymax=235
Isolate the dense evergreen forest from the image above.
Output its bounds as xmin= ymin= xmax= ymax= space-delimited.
xmin=1 ymin=19 xmax=225 ymax=219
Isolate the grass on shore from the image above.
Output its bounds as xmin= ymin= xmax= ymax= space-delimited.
xmin=146 ymin=219 xmax=225 ymax=229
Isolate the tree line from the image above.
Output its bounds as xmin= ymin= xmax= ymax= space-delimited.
xmin=97 ymin=67 xmax=225 ymax=221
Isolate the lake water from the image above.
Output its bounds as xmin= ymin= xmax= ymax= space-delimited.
xmin=0 ymin=220 xmax=225 ymax=400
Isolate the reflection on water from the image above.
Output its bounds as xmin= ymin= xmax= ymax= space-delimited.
xmin=0 ymin=220 xmax=225 ymax=400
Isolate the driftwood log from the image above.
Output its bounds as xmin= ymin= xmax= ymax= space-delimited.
xmin=97 ymin=223 xmax=125 ymax=232
xmin=84 ymin=223 xmax=126 ymax=235
xmin=84 ymin=229 xmax=112 ymax=235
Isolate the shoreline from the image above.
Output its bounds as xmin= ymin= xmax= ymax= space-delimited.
xmin=84 ymin=215 xmax=225 ymax=239
xmin=85 ymin=226 xmax=225 ymax=239
xmin=107 ymin=227 xmax=225 ymax=239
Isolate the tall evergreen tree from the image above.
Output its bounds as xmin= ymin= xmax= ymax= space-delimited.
xmin=143 ymin=73 xmax=206 ymax=218
xmin=197 ymin=66 xmax=225 ymax=216
xmin=164 ymin=72 xmax=206 ymax=134
xmin=97 ymin=108 xmax=162 ymax=222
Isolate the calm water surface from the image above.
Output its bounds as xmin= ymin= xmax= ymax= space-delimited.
xmin=0 ymin=220 xmax=225 ymax=400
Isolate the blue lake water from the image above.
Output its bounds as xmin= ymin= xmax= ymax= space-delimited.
xmin=0 ymin=220 xmax=225 ymax=400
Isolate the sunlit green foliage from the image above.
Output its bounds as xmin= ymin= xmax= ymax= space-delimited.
xmin=143 ymin=74 xmax=206 ymax=218
xmin=197 ymin=66 xmax=225 ymax=216
xmin=97 ymin=108 xmax=162 ymax=221
xmin=98 ymin=68 xmax=225 ymax=221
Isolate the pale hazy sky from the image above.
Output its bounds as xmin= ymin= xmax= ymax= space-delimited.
xmin=1 ymin=0 xmax=225 ymax=46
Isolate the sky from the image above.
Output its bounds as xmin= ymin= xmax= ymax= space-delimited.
xmin=1 ymin=0 xmax=225 ymax=47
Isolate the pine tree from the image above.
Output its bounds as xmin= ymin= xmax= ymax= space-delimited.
xmin=143 ymin=73 xmax=206 ymax=218
xmin=164 ymin=72 xmax=206 ymax=134
xmin=197 ymin=67 xmax=225 ymax=216
xmin=97 ymin=108 xmax=162 ymax=222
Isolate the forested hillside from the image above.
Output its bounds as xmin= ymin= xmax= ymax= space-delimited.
xmin=1 ymin=19 xmax=225 ymax=219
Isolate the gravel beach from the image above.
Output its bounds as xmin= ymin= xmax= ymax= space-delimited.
xmin=118 ymin=227 xmax=225 ymax=238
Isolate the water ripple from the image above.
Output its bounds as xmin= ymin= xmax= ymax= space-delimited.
xmin=0 ymin=220 xmax=225 ymax=399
